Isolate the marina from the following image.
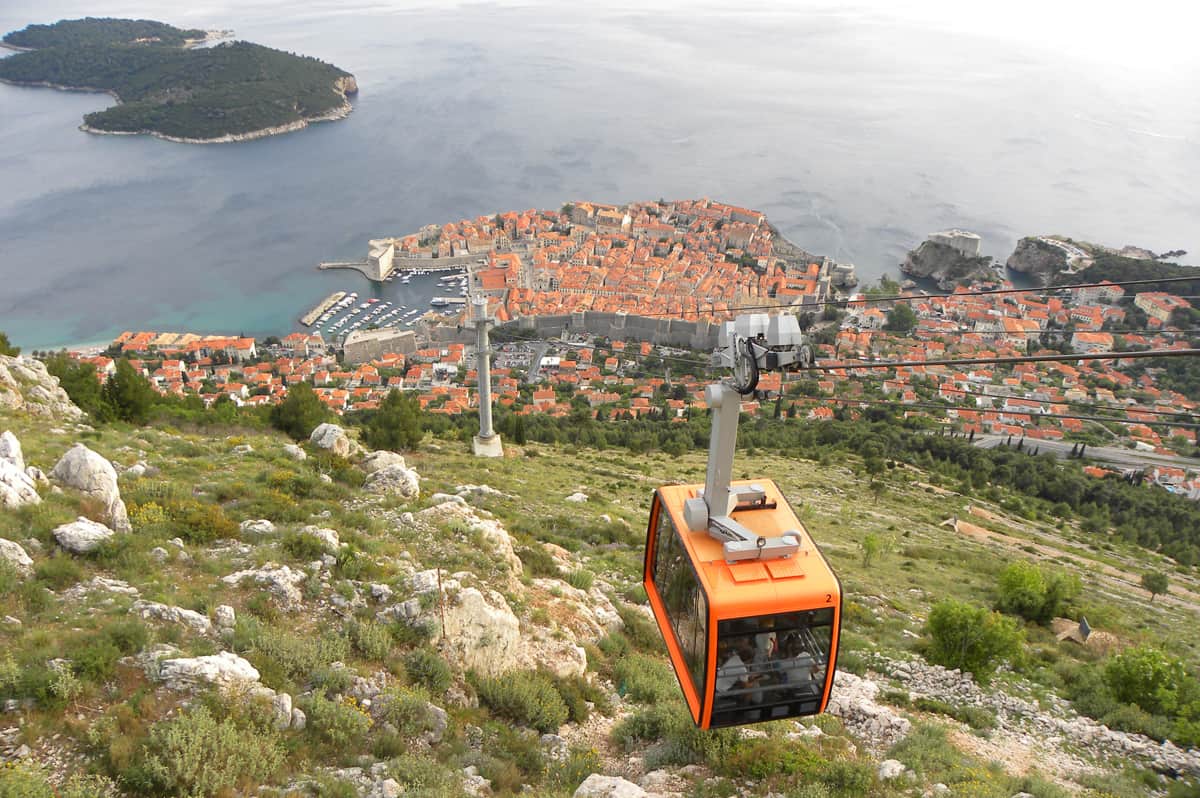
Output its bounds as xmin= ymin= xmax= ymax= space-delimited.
xmin=303 ymin=266 xmax=472 ymax=344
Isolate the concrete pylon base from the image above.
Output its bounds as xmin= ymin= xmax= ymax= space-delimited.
xmin=472 ymin=434 xmax=504 ymax=458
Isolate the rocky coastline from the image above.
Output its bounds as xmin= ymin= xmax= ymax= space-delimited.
xmin=2 ymin=74 xmax=357 ymax=144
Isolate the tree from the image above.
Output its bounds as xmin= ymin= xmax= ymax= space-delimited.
xmin=270 ymin=381 xmax=327 ymax=440
xmin=43 ymin=352 xmax=111 ymax=421
xmin=1104 ymin=645 xmax=1188 ymax=716
xmin=869 ymin=479 xmax=886 ymax=505
xmin=925 ymin=600 xmax=1023 ymax=683
xmin=1141 ymin=571 xmax=1169 ymax=602
xmin=0 ymin=332 xmax=18 ymax=357
xmin=883 ymin=303 xmax=917 ymax=334
xmin=362 ymin=389 xmax=423 ymax=452
xmin=860 ymin=532 xmax=884 ymax=566
xmin=995 ymin=561 xmax=1079 ymax=624
xmin=102 ymin=359 xmax=156 ymax=424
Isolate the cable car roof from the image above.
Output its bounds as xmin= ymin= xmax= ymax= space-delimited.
xmin=656 ymin=480 xmax=840 ymax=619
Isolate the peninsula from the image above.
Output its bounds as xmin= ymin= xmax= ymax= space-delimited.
xmin=0 ymin=17 xmax=357 ymax=143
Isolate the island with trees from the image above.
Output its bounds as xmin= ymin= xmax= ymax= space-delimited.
xmin=0 ymin=17 xmax=358 ymax=143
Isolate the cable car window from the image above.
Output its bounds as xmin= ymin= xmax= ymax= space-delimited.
xmin=711 ymin=608 xmax=834 ymax=727
xmin=650 ymin=505 xmax=708 ymax=701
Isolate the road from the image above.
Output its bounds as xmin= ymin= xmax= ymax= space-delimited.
xmin=973 ymin=434 xmax=1198 ymax=472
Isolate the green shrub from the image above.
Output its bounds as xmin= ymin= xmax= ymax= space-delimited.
xmin=515 ymin=542 xmax=561 ymax=579
xmin=995 ymin=561 xmax=1080 ymax=624
xmin=721 ymin=737 xmax=823 ymax=779
xmin=403 ymin=648 xmax=452 ymax=695
xmin=0 ymin=560 xmax=18 ymax=599
xmin=376 ymin=687 xmax=434 ymax=739
xmin=138 ymin=704 xmax=283 ymax=796
xmin=478 ymin=725 xmax=546 ymax=790
xmin=613 ymin=653 xmax=676 ymax=704
xmin=280 ymin=529 xmax=329 ymax=561
xmin=925 ymin=599 xmax=1024 ymax=683
xmin=34 ymin=554 xmax=83 ymax=589
xmin=303 ymin=692 xmax=373 ymax=749
xmin=73 ymin=636 xmax=122 ymax=682
xmin=385 ymin=753 xmax=457 ymax=794
xmin=616 ymin=604 xmax=661 ymax=651
xmin=612 ymin=704 xmax=675 ymax=750
xmin=566 ymin=568 xmax=595 ymax=591
xmin=912 ymin=697 xmax=997 ymax=730
xmin=104 ymin=618 xmax=150 ymax=654
xmin=236 ymin=619 xmax=350 ymax=685
xmin=1105 ymin=645 xmax=1188 ymax=716
xmin=816 ymin=759 xmax=876 ymax=794
xmin=543 ymin=670 xmax=607 ymax=723
xmin=472 ymin=669 xmax=569 ymax=733
xmin=348 ymin=619 xmax=393 ymax=662
xmin=166 ymin=499 xmax=238 ymax=544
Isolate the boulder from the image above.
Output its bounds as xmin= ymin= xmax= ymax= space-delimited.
xmin=49 ymin=443 xmax=131 ymax=532
xmin=283 ymin=443 xmax=307 ymax=461
xmin=0 ymin=355 xmax=84 ymax=420
xmin=0 ymin=432 xmax=39 ymax=509
xmin=309 ymin=423 xmax=354 ymax=457
xmin=239 ymin=519 xmax=276 ymax=535
xmin=565 ymin=492 xmax=588 ymax=503
xmin=213 ymin=604 xmax=236 ymax=631
xmin=434 ymin=586 xmax=522 ymax=676
xmin=363 ymin=463 xmax=420 ymax=499
xmin=131 ymin=600 xmax=214 ymax=636
xmin=0 ymin=431 xmax=25 ymax=471
xmin=300 ymin=525 xmax=343 ymax=551
xmin=52 ymin=516 xmax=116 ymax=553
xmin=157 ymin=651 xmax=260 ymax=691
xmin=290 ymin=707 xmax=306 ymax=730
xmin=574 ymin=774 xmax=647 ymax=798
xmin=222 ymin=563 xmax=307 ymax=611
xmin=124 ymin=463 xmax=147 ymax=479
xmin=149 ymin=546 xmax=169 ymax=563
xmin=0 ymin=538 xmax=33 ymax=577
xmin=361 ymin=450 xmax=406 ymax=474
xmin=826 ymin=671 xmax=912 ymax=753
xmin=878 ymin=759 xmax=906 ymax=780
xmin=271 ymin=692 xmax=293 ymax=730
xmin=232 ymin=444 xmax=254 ymax=455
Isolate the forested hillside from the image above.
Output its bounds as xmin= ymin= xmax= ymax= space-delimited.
xmin=0 ymin=18 xmax=356 ymax=141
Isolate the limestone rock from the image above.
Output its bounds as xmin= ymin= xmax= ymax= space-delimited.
xmin=222 ymin=563 xmax=307 ymax=610
xmin=0 ymin=538 xmax=33 ymax=577
xmin=878 ymin=759 xmax=906 ymax=780
xmin=0 ymin=432 xmax=39 ymax=508
xmin=157 ymin=651 xmax=260 ymax=690
xmin=301 ymin=525 xmax=343 ymax=551
xmin=49 ymin=443 xmax=131 ymax=532
xmin=232 ymin=444 xmax=254 ymax=455
xmin=574 ymin=774 xmax=647 ymax=798
xmin=456 ymin=483 xmax=507 ymax=498
xmin=434 ymin=586 xmax=521 ymax=676
xmin=52 ymin=516 xmax=116 ymax=553
xmin=415 ymin=502 xmax=523 ymax=584
xmin=826 ymin=671 xmax=912 ymax=753
xmin=363 ymin=463 xmax=420 ymax=499
xmin=565 ymin=492 xmax=588 ymax=503
xmin=283 ymin=443 xmax=307 ymax=461
xmin=0 ymin=431 xmax=25 ymax=471
xmin=239 ymin=518 xmax=276 ymax=535
xmin=132 ymin=600 xmax=214 ymax=635
xmin=149 ymin=546 xmax=169 ymax=563
xmin=271 ymin=692 xmax=294 ymax=730
xmin=214 ymin=604 xmax=236 ymax=631
xmin=0 ymin=355 xmax=84 ymax=420
xmin=290 ymin=707 xmax=306 ymax=730
xmin=361 ymin=450 xmax=406 ymax=474
xmin=309 ymin=423 xmax=355 ymax=457
xmin=429 ymin=493 xmax=466 ymax=506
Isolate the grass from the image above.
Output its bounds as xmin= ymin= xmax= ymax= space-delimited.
xmin=1 ymin=407 xmax=1199 ymax=796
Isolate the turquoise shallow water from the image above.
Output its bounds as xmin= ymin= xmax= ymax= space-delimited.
xmin=1 ymin=1 xmax=1196 ymax=349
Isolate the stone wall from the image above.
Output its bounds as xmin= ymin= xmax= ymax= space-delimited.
xmin=343 ymin=329 xmax=417 ymax=363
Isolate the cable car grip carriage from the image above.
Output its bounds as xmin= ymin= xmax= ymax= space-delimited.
xmin=643 ymin=314 xmax=842 ymax=728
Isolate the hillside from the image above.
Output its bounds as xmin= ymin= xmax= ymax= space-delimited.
xmin=1054 ymin=253 xmax=1200 ymax=300
xmin=0 ymin=18 xmax=357 ymax=143
xmin=1 ymin=355 xmax=1199 ymax=797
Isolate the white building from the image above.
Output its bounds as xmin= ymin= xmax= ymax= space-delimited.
xmin=929 ymin=229 xmax=982 ymax=258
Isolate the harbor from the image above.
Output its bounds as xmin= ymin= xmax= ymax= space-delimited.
xmin=298 ymin=266 xmax=472 ymax=345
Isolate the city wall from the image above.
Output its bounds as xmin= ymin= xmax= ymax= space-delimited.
xmin=427 ymin=311 xmax=720 ymax=350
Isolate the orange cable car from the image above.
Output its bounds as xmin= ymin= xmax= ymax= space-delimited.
xmin=642 ymin=316 xmax=842 ymax=728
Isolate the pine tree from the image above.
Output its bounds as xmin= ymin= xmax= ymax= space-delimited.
xmin=102 ymin=359 xmax=156 ymax=424
xmin=270 ymin=381 xmax=327 ymax=440
xmin=363 ymin=389 xmax=423 ymax=451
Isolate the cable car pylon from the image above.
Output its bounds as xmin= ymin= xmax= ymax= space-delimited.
xmin=644 ymin=312 xmax=842 ymax=728
xmin=470 ymin=294 xmax=503 ymax=458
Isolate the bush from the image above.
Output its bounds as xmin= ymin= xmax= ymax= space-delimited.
xmin=270 ymin=381 xmax=328 ymax=440
xmin=543 ymin=670 xmax=607 ymax=723
xmin=995 ymin=561 xmax=1080 ymax=624
xmin=361 ymin=389 xmax=423 ymax=451
xmin=138 ymin=704 xmax=283 ymax=796
xmin=235 ymin=618 xmax=350 ymax=685
xmin=1105 ymin=645 xmax=1188 ymax=716
xmin=166 ymin=499 xmax=238 ymax=544
xmin=721 ymin=737 xmax=823 ymax=779
xmin=376 ymin=687 xmax=435 ymax=739
xmin=925 ymin=599 xmax=1024 ymax=684
xmin=280 ymin=529 xmax=330 ymax=561
xmin=565 ymin=568 xmax=595 ymax=591
xmin=613 ymin=653 xmax=676 ymax=704
xmin=303 ymin=693 xmax=373 ymax=749
xmin=472 ymin=669 xmax=569 ymax=733
xmin=516 ymin=544 xmax=561 ymax=578
xmin=34 ymin=554 xmax=84 ymax=589
xmin=348 ymin=619 xmax=393 ymax=662
xmin=402 ymin=648 xmax=452 ymax=695
xmin=385 ymin=753 xmax=457 ymax=794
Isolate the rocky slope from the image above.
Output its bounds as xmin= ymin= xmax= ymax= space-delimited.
xmin=1005 ymin=238 xmax=1070 ymax=286
xmin=0 ymin=363 xmax=1197 ymax=798
xmin=900 ymin=240 xmax=998 ymax=289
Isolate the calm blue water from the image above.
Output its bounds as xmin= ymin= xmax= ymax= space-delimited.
xmin=1 ymin=1 xmax=1197 ymax=349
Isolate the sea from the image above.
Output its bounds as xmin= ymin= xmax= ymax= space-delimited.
xmin=1 ymin=0 xmax=1197 ymax=350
